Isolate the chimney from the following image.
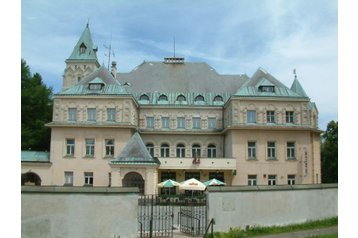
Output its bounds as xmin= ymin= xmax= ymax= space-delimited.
xmin=111 ymin=61 xmax=117 ymax=77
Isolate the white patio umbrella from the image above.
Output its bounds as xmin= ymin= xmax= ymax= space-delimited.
xmin=203 ymin=178 xmax=226 ymax=186
xmin=179 ymin=178 xmax=206 ymax=191
xmin=157 ymin=179 xmax=180 ymax=188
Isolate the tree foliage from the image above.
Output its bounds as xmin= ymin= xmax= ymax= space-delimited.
xmin=321 ymin=120 xmax=338 ymax=183
xmin=21 ymin=59 xmax=53 ymax=151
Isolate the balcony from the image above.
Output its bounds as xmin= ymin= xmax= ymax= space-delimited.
xmin=158 ymin=157 xmax=236 ymax=170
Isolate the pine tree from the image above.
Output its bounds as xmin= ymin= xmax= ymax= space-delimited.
xmin=321 ymin=120 xmax=338 ymax=183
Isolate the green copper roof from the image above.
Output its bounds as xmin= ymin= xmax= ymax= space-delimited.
xmin=21 ymin=151 xmax=50 ymax=162
xmin=110 ymin=132 xmax=160 ymax=165
xmin=67 ymin=24 xmax=98 ymax=62
xmin=57 ymin=66 xmax=129 ymax=96
xmin=235 ymin=68 xmax=308 ymax=98
xmin=290 ymin=77 xmax=308 ymax=97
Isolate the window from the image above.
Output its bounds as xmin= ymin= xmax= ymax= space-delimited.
xmin=146 ymin=143 xmax=154 ymax=157
xmin=268 ymin=175 xmax=277 ymax=186
xmin=89 ymin=83 xmax=103 ymax=90
xmin=176 ymin=94 xmax=186 ymax=102
xmin=192 ymin=117 xmax=201 ymax=129
xmin=286 ymin=111 xmax=294 ymax=123
xmin=146 ymin=117 xmax=154 ymax=128
xmin=107 ymin=108 xmax=116 ymax=121
xmin=84 ymin=172 xmax=93 ymax=186
xmin=139 ymin=94 xmax=149 ymax=101
xmin=64 ymin=171 xmax=73 ymax=186
xmin=248 ymin=175 xmax=257 ymax=186
xmin=177 ymin=117 xmax=185 ymax=129
xmin=287 ymin=142 xmax=296 ymax=160
xmin=247 ymin=110 xmax=256 ymax=123
xmin=288 ymin=175 xmax=296 ymax=185
xmin=248 ymin=142 xmax=256 ymax=159
xmin=161 ymin=143 xmax=170 ymax=157
xmin=208 ymin=118 xmax=216 ymax=129
xmin=105 ymin=139 xmax=114 ymax=157
xmin=207 ymin=144 xmax=216 ymax=158
xmin=266 ymin=111 xmax=275 ymax=123
xmin=194 ymin=95 xmax=205 ymax=102
xmin=158 ymin=94 xmax=168 ymax=101
xmin=85 ymin=139 xmax=95 ymax=157
xmin=66 ymin=139 xmax=75 ymax=156
xmin=87 ymin=108 xmax=96 ymax=121
xmin=68 ymin=108 xmax=77 ymax=121
xmin=176 ymin=144 xmax=185 ymax=158
xmin=213 ymin=95 xmax=223 ymax=102
xmin=192 ymin=144 xmax=201 ymax=157
xmin=267 ymin=142 xmax=276 ymax=160
xmin=162 ymin=117 xmax=169 ymax=128
xmin=79 ymin=43 xmax=86 ymax=54
xmin=259 ymin=86 xmax=275 ymax=92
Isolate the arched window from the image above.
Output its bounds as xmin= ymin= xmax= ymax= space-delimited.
xmin=122 ymin=172 xmax=144 ymax=194
xmin=158 ymin=94 xmax=168 ymax=101
xmin=207 ymin=144 xmax=217 ymax=158
xmin=194 ymin=95 xmax=205 ymax=102
xmin=176 ymin=144 xmax=185 ymax=158
xmin=79 ymin=43 xmax=87 ymax=54
xmin=176 ymin=94 xmax=186 ymax=102
xmin=213 ymin=95 xmax=223 ymax=102
xmin=139 ymin=94 xmax=149 ymax=101
xmin=146 ymin=143 xmax=154 ymax=157
xmin=161 ymin=143 xmax=170 ymax=157
xmin=192 ymin=144 xmax=201 ymax=157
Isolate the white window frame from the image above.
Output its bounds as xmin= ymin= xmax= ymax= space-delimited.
xmin=266 ymin=110 xmax=275 ymax=123
xmin=146 ymin=143 xmax=154 ymax=157
xmin=87 ymin=108 xmax=96 ymax=122
xmin=192 ymin=117 xmax=201 ymax=129
xmin=105 ymin=139 xmax=114 ymax=157
xmin=160 ymin=144 xmax=170 ymax=157
xmin=85 ymin=138 xmax=95 ymax=157
xmin=207 ymin=144 xmax=216 ymax=158
xmin=268 ymin=175 xmax=277 ymax=186
xmin=146 ymin=117 xmax=154 ymax=128
xmin=287 ymin=142 xmax=296 ymax=160
xmin=286 ymin=111 xmax=294 ymax=124
xmin=208 ymin=117 xmax=216 ymax=129
xmin=66 ymin=139 xmax=75 ymax=156
xmin=192 ymin=144 xmax=201 ymax=157
xmin=68 ymin=108 xmax=77 ymax=121
xmin=107 ymin=108 xmax=116 ymax=122
xmin=162 ymin=117 xmax=170 ymax=128
xmin=177 ymin=117 xmax=185 ymax=129
xmin=248 ymin=141 xmax=256 ymax=160
xmin=248 ymin=175 xmax=257 ymax=186
xmin=64 ymin=171 xmax=73 ymax=186
xmin=288 ymin=175 xmax=296 ymax=185
xmin=84 ymin=172 xmax=93 ymax=186
xmin=267 ymin=141 xmax=276 ymax=160
xmin=176 ymin=144 xmax=185 ymax=158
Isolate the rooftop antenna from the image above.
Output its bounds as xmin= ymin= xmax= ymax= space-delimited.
xmin=104 ymin=33 xmax=115 ymax=70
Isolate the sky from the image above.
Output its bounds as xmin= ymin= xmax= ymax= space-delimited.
xmin=21 ymin=0 xmax=337 ymax=130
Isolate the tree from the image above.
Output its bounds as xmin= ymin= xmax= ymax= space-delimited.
xmin=21 ymin=59 xmax=53 ymax=151
xmin=321 ymin=120 xmax=338 ymax=183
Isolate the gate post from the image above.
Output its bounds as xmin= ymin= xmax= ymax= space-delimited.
xmin=149 ymin=195 xmax=153 ymax=238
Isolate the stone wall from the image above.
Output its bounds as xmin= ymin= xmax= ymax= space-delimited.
xmin=206 ymin=184 xmax=338 ymax=232
xmin=21 ymin=186 xmax=139 ymax=238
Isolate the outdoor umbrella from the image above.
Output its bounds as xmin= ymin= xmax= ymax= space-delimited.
xmin=179 ymin=178 xmax=206 ymax=191
xmin=157 ymin=179 xmax=180 ymax=188
xmin=203 ymin=178 xmax=226 ymax=186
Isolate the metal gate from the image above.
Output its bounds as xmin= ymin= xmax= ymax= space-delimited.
xmin=138 ymin=195 xmax=174 ymax=237
xmin=179 ymin=197 xmax=207 ymax=236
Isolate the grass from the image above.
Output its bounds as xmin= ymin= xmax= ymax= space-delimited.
xmin=307 ymin=232 xmax=338 ymax=238
xmin=204 ymin=217 xmax=338 ymax=238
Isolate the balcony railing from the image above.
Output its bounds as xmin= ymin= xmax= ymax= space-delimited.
xmin=158 ymin=157 xmax=236 ymax=170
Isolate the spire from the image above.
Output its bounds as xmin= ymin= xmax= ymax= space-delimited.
xmin=290 ymin=69 xmax=308 ymax=97
xmin=67 ymin=24 xmax=99 ymax=62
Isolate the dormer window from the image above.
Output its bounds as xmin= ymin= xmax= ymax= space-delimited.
xmin=194 ymin=95 xmax=205 ymax=102
xmin=259 ymin=86 xmax=275 ymax=93
xmin=79 ymin=43 xmax=87 ymax=54
xmin=139 ymin=94 xmax=149 ymax=101
xmin=89 ymin=83 xmax=103 ymax=90
xmin=213 ymin=95 xmax=223 ymax=102
xmin=158 ymin=94 xmax=168 ymax=101
xmin=176 ymin=94 xmax=186 ymax=102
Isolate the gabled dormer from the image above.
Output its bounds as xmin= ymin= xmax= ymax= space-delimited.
xmin=62 ymin=24 xmax=100 ymax=91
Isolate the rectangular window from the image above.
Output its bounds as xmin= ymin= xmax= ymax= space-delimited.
xmin=247 ymin=110 xmax=256 ymax=123
xmin=286 ymin=111 xmax=294 ymax=123
xmin=288 ymin=175 xmax=296 ymax=185
xmin=87 ymin=108 xmax=96 ymax=121
xmin=207 ymin=146 xmax=216 ymax=158
xmin=208 ymin=117 xmax=216 ymax=129
xmin=68 ymin=108 xmax=77 ymax=121
xmin=176 ymin=145 xmax=185 ymax=158
xmin=287 ymin=142 xmax=296 ymax=160
xmin=161 ymin=145 xmax=170 ymax=157
xmin=268 ymin=175 xmax=276 ymax=186
xmin=66 ymin=139 xmax=75 ymax=156
xmin=177 ymin=117 xmax=185 ymax=129
xmin=192 ymin=117 xmax=201 ymax=129
xmin=84 ymin=172 xmax=93 ymax=186
xmin=146 ymin=117 xmax=154 ymax=128
xmin=266 ymin=111 xmax=275 ymax=123
xmin=105 ymin=139 xmax=114 ymax=157
xmin=107 ymin=108 xmax=116 ymax=122
xmin=248 ymin=142 xmax=256 ymax=159
xmin=267 ymin=142 xmax=276 ymax=160
xmin=162 ymin=117 xmax=170 ymax=128
xmin=64 ymin=171 xmax=73 ymax=186
xmin=248 ymin=175 xmax=257 ymax=186
xmin=85 ymin=139 xmax=95 ymax=157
